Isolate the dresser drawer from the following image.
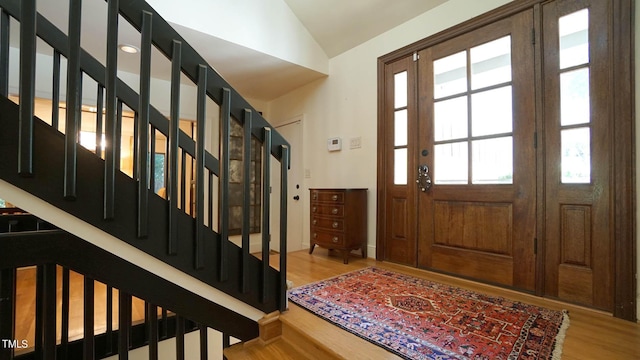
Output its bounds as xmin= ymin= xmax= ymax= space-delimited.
xmin=311 ymin=217 xmax=344 ymax=231
xmin=311 ymin=204 xmax=344 ymax=217
xmin=311 ymin=190 xmax=344 ymax=203
xmin=312 ymin=231 xmax=344 ymax=247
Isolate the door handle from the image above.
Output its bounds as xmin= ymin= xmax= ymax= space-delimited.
xmin=416 ymin=165 xmax=432 ymax=192
xmin=293 ymin=195 xmax=300 ymax=201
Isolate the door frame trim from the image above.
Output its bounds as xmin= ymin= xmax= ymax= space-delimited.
xmin=376 ymin=0 xmax=635 ymax=321
xmin=274 ymin=114 xmax=305 ymax=251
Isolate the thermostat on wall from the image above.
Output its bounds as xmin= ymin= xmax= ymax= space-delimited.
xmin=327 ymin=137 xmax=342 ymax=151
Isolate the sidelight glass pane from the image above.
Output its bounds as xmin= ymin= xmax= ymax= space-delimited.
xmin=472 ymin=137 xmax=513 ymax=184
xmin=560 ymin=68 xmax=590 ymax=126
xmin=471 ymin=36 xmax=512 ymax=90
xmin=434 ymin=51 xmax=467 ymax=99
xmin=559 ymin=9 xmax=589 ymax=69
xmin=561 ymin=127 xmax=590 ymax=183
xmin=394 ymin=71 xmax=408 ymax=108
xmin=434 ymin=96 xmax=468 ymax=141
xmin=394 ymin=148 xmax=408 ymax=185
xmin=471 ymin=86 xmax=512 ymax=137
xmin=394 ymin=109 xmax=408 ymax=146
xmin=434 ymin=142 xmax=468 ymax=184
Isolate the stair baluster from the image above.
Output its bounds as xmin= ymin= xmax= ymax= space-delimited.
xmin=118 ymin=291 xmax=132 ymax=360
xmin=241 ymin=109 xmax=252 ymax=293
xmin=106 ymin=285 xmax=115 ymax=355
xmin=34 ymin=264 xmax=56 ymax=359
xmin=199 ymin=325 xmax=208 ymax=360
xmin=147 ymin=303 xmax=159 ymax=360
xmin=137 ymin=10 xmax=153 ymax=239
xmin=104 ymin=0 xmax=119 ymax=220
xmin=18 ymin=0 xmax=36 ymax=177
xmin=176 ymin=315 xmax=185 ymax=360
xmin=61 ymin=268 xmax=71 ymax=359
xmin=84 ymin=277 xmax=96 ymax=360
xmin=279 ymin=145 xmax=289 ymax=311
xmin=195 ymin=64 xmax=207 ymax=270
xmin=261 ymin=127 xmax=272 ymax=304
xmin=219 ymin=88 xmax=231 ymax=282
xmin=64 ymin=0 xmax=83 ymax=200
xmin=168 ymin=40 xmax=182 ymax=255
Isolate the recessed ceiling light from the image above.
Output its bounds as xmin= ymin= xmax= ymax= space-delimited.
xmin=118 ymin=44 xmax=139 ymax=54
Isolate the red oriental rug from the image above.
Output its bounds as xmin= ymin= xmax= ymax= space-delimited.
xmin=288 ymin=267 xmax=569 ymax=360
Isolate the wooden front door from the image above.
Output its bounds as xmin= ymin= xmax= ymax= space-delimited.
xmin=378 ymin=0 xmax=632 ymax=314
xmin=415 ymin=11 xmax=537 ymax=291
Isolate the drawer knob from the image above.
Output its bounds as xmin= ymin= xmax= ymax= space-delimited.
xmin=332 ymin=195 xmax=338 ymax=201
xmin=332 ymin=208 xmax=338 ymax=215
xmin=313 ymin=219 xmax=317 ymax=225
xmin=312 ymin=193 xmax=317 ymax=200
xmin=313 ymin=206 xmax=317 ymax=212
xmin=313 ymin=233 xmax=317 ymax=239
xmin=332 ymin=222 xmax=339 ymax=228
xmin=332 ymin=237 xmax=339 ymax=243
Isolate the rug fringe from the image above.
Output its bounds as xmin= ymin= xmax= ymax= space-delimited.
xmin=552 ymin=310 xmax=570 ymax=360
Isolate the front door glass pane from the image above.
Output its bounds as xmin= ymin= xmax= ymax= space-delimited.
xmin=472 ymin=137 xmax=513 ymax=184
xmin=434 ymin=51 xmax=467 ymax=99
xmin=471 ymin=36 xmax=512 ymax=89
xmin=434 ymin=142 xmax=468 ymax=184
xmin=434 ymin=96 xmax=468 ymax=141
xmin=471 ymin=86 xmax=513 ymax=137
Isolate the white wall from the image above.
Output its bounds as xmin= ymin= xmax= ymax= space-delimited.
xmin=268 ymin=0 xmax=513 ymax=256
xmin=146 ymin=0 xmax=328 ymax=75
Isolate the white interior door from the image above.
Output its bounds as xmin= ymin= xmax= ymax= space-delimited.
xmin=270 ymin=118 xmax=303 ymax=253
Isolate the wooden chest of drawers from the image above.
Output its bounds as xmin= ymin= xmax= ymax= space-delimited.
xmin=309 ymin=188 xmax=367 ymax=264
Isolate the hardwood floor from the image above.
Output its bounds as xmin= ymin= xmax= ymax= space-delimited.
xmin=260 ymin=249 xmax=640 ymax=360
xmin=12 ymin=249 xmax=640 ymax=359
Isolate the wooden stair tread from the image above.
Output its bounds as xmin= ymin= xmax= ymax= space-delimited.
xmin=224 ymin=303 xmax=402 ymax=360
xmin=279 ymin=303 xmax=403 ymax=360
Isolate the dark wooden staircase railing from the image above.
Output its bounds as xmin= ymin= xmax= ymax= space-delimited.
xmin=0 ymin=0 xmax=290 ymax=358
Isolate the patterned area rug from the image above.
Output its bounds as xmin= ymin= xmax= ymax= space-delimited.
xmin=288 ymin=267 xmax=569 ymax=360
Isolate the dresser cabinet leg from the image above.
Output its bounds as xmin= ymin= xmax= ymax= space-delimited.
xmin=342 ymin=251 xmax=349 ymax=264
xmin=309 ymin=244 xmax=316 ymax=254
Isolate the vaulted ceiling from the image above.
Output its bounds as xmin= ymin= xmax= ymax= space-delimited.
xmin=283 ymin=0 xmax=447 ymax=58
